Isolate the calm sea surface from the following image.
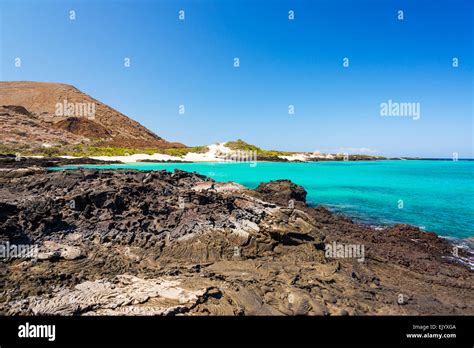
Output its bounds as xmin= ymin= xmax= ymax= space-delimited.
xmin=52 ymin=160 xmax=474 ymax=238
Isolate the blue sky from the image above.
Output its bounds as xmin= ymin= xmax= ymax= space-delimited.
xmin=1 ymin=0 xmax=472 ymax=158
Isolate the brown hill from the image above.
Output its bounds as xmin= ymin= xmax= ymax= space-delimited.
xmin=52 ymin=117 xmax=112 ymax=139
xmin=0 ymin=81 xmax=184 ymax=150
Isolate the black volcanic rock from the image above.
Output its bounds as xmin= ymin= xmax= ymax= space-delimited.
xmin=0 ymin=168 xmax=472 ymax=316
xmin=255 ymin=179 xmax=307 ymax=205
xmin=0 ymin=156 xmax=120 ymax=169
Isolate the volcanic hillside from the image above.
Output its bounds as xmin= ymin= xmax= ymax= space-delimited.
xmin=0 ymin=81 xmax=184 ymax=150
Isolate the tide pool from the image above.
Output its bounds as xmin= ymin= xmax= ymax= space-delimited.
xmin=52 ymin=160 xmax=474 ymax=238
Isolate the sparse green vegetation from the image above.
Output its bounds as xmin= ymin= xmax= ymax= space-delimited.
xmin=159 ymin=146 xmax=209 ymax=157
xmin=225 ymin=139 xmax=261 ymax=152
xmin=225 ymin=139 xmax=293 ymax=157
xmin=41 ymin=147 xmax=62 ymax=157
xmin=257 ymin=149 xmax=294 ymax=157
xmin=0 ymin=144 xmax=210 ymax=158
xmin=0 ymin=139 xmax=296 ymax=159
xmin=0 ymin=144 xmax=29 ymax=155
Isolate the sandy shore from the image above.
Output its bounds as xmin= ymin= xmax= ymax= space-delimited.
xmin=69 ymin=143 xmax=338 ymax=163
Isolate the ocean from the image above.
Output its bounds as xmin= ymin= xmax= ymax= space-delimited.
xmin=52 ymin=160 xmax=474 ymax=239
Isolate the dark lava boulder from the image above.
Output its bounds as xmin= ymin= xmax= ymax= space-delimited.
xmin=255 ymin=179 xmax=307 ymax=206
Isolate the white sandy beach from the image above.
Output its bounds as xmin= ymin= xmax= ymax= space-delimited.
xmin=74 ymin=143 xmax=339 ymax=163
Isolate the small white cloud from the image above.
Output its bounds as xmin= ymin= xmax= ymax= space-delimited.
xmin=335 ymin=147 xmax=378 ymax=154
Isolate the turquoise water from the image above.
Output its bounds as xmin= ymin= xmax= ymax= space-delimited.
xmin=52 ymin=160 xmax=474 ymax=238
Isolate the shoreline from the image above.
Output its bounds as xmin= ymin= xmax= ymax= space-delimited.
xmin=2 ymin=155 xmax=473 ymax=247
xmin=1 ymin=155 xmax=473 ymax=265
xmin=314 ymin=205 xmax=474 ymax=270
xmin=2 ymin=155 xmax=473 ymax=245
xmin=2 ymin=153 xmax=473 ymax=166
xmin=45 ymin=159 xmax=474 ymax=245
xmin=0 ymin=166 xmax=473 ymax=315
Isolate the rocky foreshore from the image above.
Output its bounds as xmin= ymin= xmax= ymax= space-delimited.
xmin=0 ymin=160 xmax=472 ymax=316
xmin=0 ymin=155 xmax=121 ymax=168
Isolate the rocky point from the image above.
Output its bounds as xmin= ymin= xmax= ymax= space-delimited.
xmin=0 ymin=160 xmax=472 ymax=315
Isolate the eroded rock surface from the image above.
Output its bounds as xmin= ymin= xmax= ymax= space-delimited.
xmin=0 ymin=168 xmax=472 ymax=315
